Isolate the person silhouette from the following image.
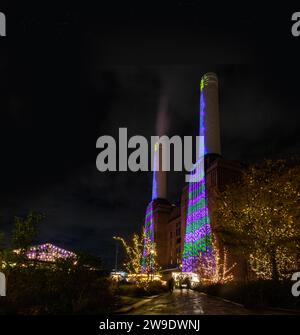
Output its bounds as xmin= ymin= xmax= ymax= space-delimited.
xmin=168 ymin=277 xmax=175 ymax=293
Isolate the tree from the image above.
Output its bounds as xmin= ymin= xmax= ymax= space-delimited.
xmin=114 ymin=231 xmax=144 ymax=276
xmin=197 ymin=239 xmax=236 ymax=284
xmin=12 ymin=211 xmax=44 ymax=251
xmin=114 ymin=229 xmax=159 ymax=280
xmin=142 ymin=236 xmax=160 ymax=277
xmin=213 ymin=159 xmax=300 ymax=281
xmin=0 ymin=229 xmax=25 ymax=273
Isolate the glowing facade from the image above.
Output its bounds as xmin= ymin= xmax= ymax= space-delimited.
xmin=141 ymin=201 xmax=154 ymax=271
xmin=182 ymin=73 xmax=219 ymax=273
xmin=141 ymin=73 xmax=221 ymax=273
xmin=25 ymin=243 xmax=76 ymax=262
xmin=142 ymin=143 xmax=161 ymax=271
xmin=200 ymin=73 xmax=221 ymax=155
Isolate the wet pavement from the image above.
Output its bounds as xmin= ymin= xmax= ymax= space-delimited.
xmin=128 ymin=289 xmax=288 ymax=315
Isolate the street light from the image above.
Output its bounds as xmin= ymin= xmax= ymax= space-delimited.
xmin=112 ymin=236 xmax=120 ymax=288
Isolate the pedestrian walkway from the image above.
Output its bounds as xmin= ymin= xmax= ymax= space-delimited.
xmin=128 ymin=289 xmax=290 ymax=315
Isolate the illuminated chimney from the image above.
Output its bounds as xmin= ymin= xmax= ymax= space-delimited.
xmin=200 ymin=72 xmax=221 ymax=156
xmin=152 ymin=94 xmax=168 ymax=200
xmin=182 ymin=72 xmax=220 ymax=273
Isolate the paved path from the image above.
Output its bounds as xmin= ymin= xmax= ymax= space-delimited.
xmin=128 ymin=289 xmax=287 ymax=315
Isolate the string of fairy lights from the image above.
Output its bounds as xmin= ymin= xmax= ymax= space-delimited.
xmin=25 ymin=243 xmax=76 ymax=262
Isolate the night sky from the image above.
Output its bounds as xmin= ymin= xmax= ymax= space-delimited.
xmin=0 ymin=2 xmax=299 ymax=267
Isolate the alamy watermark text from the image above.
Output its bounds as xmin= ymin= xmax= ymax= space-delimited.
xmin=96 ymin=128 xmax=204 ymax=182
xmin=0 ymin=12 xmax=6 ymax=37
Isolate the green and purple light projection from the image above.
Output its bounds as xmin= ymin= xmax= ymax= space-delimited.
xmin=142 ymin=95 xmax=169 ymax=272
xmin=182 ymin=76 xmax=214 ymax=272
xmin=141 ymin=201 xmax=154 ymax=272
xmin=141 ymin=143 xmax=159 ymax=272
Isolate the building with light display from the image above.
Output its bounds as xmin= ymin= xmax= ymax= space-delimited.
xmin=16 ymin=243 xmax=77 ymax=263
xmin=143 ymin=72 xmax=244 ymax=280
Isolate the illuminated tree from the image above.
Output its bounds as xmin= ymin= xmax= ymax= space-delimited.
xmin=213 ymin=159 xmax=300 ymax=281
xmin=114 ymin=231 xmax=144 ymax=276
xmin=197 ymin=239 xmax=236 ymax=284
xmin=114 ymin=229 xmax=159 ymax=280
xmin=0 ymin=228 xmax=28 ymax=272
xmin=143 ymin=237 xmax=160 ymax=277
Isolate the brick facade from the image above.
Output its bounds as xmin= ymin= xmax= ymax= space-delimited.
xmin=154 ymin=156 xmax=245 ymax=280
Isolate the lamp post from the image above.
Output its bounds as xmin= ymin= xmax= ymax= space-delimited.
xmin=113 ymin=236 xmax=120 ymax=288
xmin=115 ymin=239 xmax=119 ymax=273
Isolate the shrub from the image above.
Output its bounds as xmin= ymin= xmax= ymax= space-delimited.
xmin=0 ymin=265 xmax=117 ymax=314
xmin=116 ymin=280 xmax=167 ymax=298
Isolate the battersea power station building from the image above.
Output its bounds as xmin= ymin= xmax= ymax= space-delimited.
xmin=143 ymin=73 xmax=245 ymax=280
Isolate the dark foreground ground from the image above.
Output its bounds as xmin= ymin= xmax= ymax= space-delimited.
xmin=128 ymin=289 xmax=294 ymax=315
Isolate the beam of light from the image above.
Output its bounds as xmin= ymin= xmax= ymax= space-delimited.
xmin=151 ymin=142 xmax=159 ymax=200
